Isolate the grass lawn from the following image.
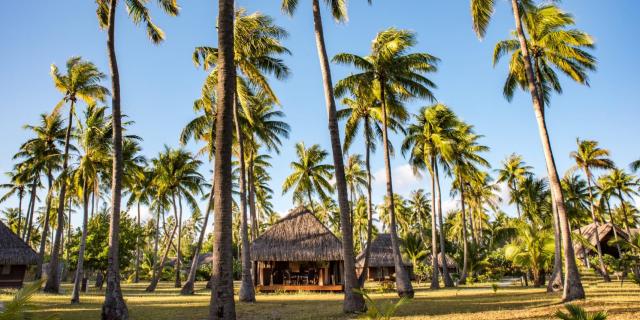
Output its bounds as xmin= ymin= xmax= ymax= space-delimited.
xmin=1 ymin=277 xmax=639 ymax=319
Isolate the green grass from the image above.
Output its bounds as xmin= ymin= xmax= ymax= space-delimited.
xmin=1 ymin=279 xmax=639 ymax=319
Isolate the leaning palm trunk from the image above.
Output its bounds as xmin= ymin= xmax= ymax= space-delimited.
xmin=24 ymin=179 xmax=38 ymax=243
xmin=101 ymin=0 xmax=130 ymax=317
xmin=181 ymin=183 xmax=215 ymax=295
xmin=248 ymin=158 xmax=258 ymax=240
xmin=604 ymin=198 xmax=622 ymax=257
xmin=617 ymin=189 xmax=632 ymax=236
xmin=378 ymin=82 xmax=414 ymax=298
xmin=44 ymin=100 xmax=74 ymax=294
xmin=429 ymin=163 xmax=440 ymax=289
xmin=458 ymin=174 xmax=469 ymax=284
xmin=435 ymin=166 xmax=454 ymax=287
xmin=174 ymin=195 xmax=183 ymax=288
xmin=310 ymin=0 xmax=366 ymax=311
xmin=509 ymin=0 xmax=584 ymax=301
xmin=585 ymin=175 xmax=610 ymax=281
xmin=208 ymin=0 xmax=237 ymax=317
xmin=234 ymin=94 xmax=255 ymax=302
xmin=71 ymin=182 xmax=90 ymax=304
xmin=357 ymin=125 xmax=374 ymax=287
xmin=146 ymin=219 xmax=179 ymax=292
xmin=547 ymin=201 xmax=564 ymax=292
xmin=36 ymin=172 xmax=54 ymax=280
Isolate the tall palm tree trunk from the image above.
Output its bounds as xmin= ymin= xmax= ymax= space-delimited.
xmin=547 ymin=201 xmax=564 ymax=292
xmin=509 ymin=0 xmax=584 ymax=301
xmin=146 ymin=219 xmax=178 ymax=292
xmin=310 ymin=0 xmax=365 ymax=311
xmin=182 ymin=182 xmax=214 ymax=295
xmin=234 ymin=95 xmax=256 ymax=303
xmin=585 ymin=174 xmax=610 ymax=281
xmin=377 ymin=82 xmax=414 ymax=298
xmin=248 ymin=157 xmax=258 ymax=240
xmin=434 ymin=166 xmax=454 ymax=287
xmin=458 ymin=174 xmax=469 ymax=284
xmin=24 ymin=179 xmax=38 ymax=243
xmin=605 ymin=198 xmax=622 ymax=257
xmin=150 ymin=209 xmax=161 ymax=287
xmin=357 ymin=123 xmax=374 ymax=287
xmin=134 ymin=202 xmax=141 ymax=283
xmin=16 ymin=191 xmax=24 ymax=236
xmin=429 ymin=163 xmax=440 ymax=289
xmin=44 ymin=100 xmax=74 ymax=294
xmin=175 ymin=195 xmax=183 ymax=288
xmin=101 ymin=0 xmax=129 ymax=317
xmin=36 ymin=172 xmax=54 ymax=280
xmin=71 ymin=181 xmax=90 ymax=304
xmin=208 ymin=0 xmax=237 ymax=318
xmin=617 ymin=189 xmax=632 ymax=236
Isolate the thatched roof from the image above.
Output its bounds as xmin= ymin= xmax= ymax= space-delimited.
xmin=573 ymin=222 xmax=629 ymax=257
xmin=426 ymin=253 xmax=458 ymax=269
xmin=0 ymin=221 xmax=39 ymax=265
xmin=250 ymin=207 xmax=343 ymax=262
xmin=355 ymin=234 xmax=411 ymax=267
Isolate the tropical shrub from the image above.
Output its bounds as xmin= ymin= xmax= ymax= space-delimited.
xmin=354 ymin=289 xmax=411 ymax=320
xmin=0 ymin=280 xmax=58 ymax=320
xmin=554 ymin=304 xmax=607 ymax=320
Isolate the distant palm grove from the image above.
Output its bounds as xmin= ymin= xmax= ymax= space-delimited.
xmin=1 ymin=1 xmax=639 ymax=320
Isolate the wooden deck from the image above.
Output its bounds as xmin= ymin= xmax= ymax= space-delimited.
xmin=256 ymin=284 xmax=343 ymax=292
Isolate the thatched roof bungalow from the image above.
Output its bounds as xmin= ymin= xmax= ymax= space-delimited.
xmin=250 ymin=207 xmax=344 ymax=291
xmin=573 ymin=222 xmax=629 ymax=259
xmin=0 ymin=221 xmax=39 ymax=288
xmin=355 ymin=234 xmax=413 ymax=281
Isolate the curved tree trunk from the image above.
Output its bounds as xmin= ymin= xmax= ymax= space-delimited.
xmin=547 ymin=200 xmax=564 ymax=292
xmin=617 ymin=189 xmax=632 ymax=236
xmin=24 ymin=178 xmax=38 ymax=243
xmin=248 ymin=156 xmax=258 ymax=241
xmin=585 ymin=174 xmax=610 ymax=281
xmin=377 ymin=79 xmax=414 ymax=298
xmin=429 ymin=162 xmax=440 ymax=289
xmin=208 ymin=0 xmax=237 ymax=317
xmin=181 ymin=182 xmax=214 ymax=295
xmin=234 ymin=93 xmax=255 ymax=303
xmin=36 ymin=172 xmax=54 ymax=280
xmin=134 ymin=202 xmax=141 ymax=283
xmin=357 ymin=122 xmax=374 ymax=287
xmin=101 ymin=0 xmax=129 ymax=317
xmin=435 ymin=166 xmax=454 ymax=287
xmin=310 ymin=0 xmax=366 ymax=311
xmin=605 ymin=198 xmax=622 ymax=257
xmin=175 ymin=194 xmax=183 ymax=288
xmin=458 ymin=174 xmax=469 ymax=285
xmin=146 ymin=219 xmax=178 ymax=292
xmin=44 ymin=100 xmax=74 ymax=294
xmin=509 ymin=0 xmax=584 ymax=302
xmin=71 ymin=181 xmax=90 ymax=304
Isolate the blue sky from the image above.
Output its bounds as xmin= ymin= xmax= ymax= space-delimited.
xmin=1 ymin=1 xmax=639 ymax=227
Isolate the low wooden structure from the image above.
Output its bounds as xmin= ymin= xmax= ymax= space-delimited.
xmin=355 ymin=234 xmax=413 ymax=281
xmin=574 ymin=222 xmax=629 ymax=259
xmin=250 ymin=207 xmax=344 ymax=292
xmin=0 ymin=221 xmax=39 ymax=288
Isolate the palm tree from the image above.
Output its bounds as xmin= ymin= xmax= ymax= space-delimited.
xmin=345 ymin=154 xmax=368 ymax=219
xmin=402 ymin=104 xmax=457 ymax=289
xmin=496 ymin=154 xmax=532 ymax=218
xmin=126 ymin=169 xmax=153 ymax=284
xmin=562 ymin=173 xmax=592 ymax=267
xmin=570 ymin=139 xmax=614 ymax=281
xmin=281 ymin=0 xmax=367 ymax=310
xmin=0 ymin=170 xmax=28 ymax=236
xmin=449 ymin=123 xmax=490 ymax=284
xmin=71 ymin=104 xmax=112 ymax=304
xmin=18 ymin=113 xmax=65 ymax=280
xmin=207 ymin=0 xmax=235 ymax=317
xmin=470 ymin=0 xmax=589 ymax=301
xmin=504 ymin=221 xmax=554 ymax=287
xmin=95 ymin=0 xmax=180 ymax=316
xmin=282 ymin=142 xmax=334 ymax=210
xmin=493 ymin=3 xmax=595 ymax=108
xmin=44 ymin=57 xmax=108 ymax=294
xmin=335 ymin=28 xmax=439 ymax=296
xmin=599 ymin=169 xmax=639 ymax=236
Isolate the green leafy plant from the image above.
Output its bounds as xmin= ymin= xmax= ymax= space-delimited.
xmin=354 ymin=289 xmax=411 ymax=320
xmin=0 ymin=280 xmax=59 ymax=320
xmin=491 ymin=283 xmax=499 ymax=293
xmin=554 ymin=304 xmax=607 ymax=320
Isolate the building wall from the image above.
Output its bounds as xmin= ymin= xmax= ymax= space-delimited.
xmin=0 ymin=264 xmax=27 ymax=288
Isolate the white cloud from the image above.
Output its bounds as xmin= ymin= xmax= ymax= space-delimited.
xmin=373 ymin=164 xmax=425 ymax=195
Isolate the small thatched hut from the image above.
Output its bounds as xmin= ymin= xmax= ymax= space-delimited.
xmin=250 ymin=207 xmax=343 ymax=292
xmin=0 ymin=221 xmax=39 ymax=288
xmin=355 ymin=234 xmax=413 ymax=281
xmin=574 ymin=222 xmax=629 ymax=259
